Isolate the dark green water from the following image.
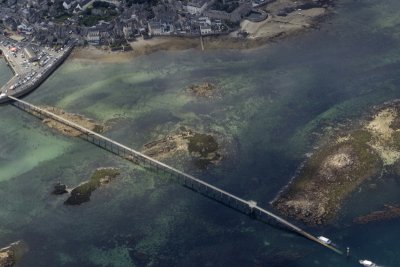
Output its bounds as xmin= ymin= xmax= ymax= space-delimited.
xmin=0 ymin=56 xmax=13 ymax=85
xmin=1 ymin=0 xmax=400 ymax=266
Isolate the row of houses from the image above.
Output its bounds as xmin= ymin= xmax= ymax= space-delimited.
xmin=186 ymin=0 xmax=252 ymax=22
xmin=1 ymin=0 xmax=266 ymax=50
xmin=147 ymin=16 xmax=223 ymax=37
xmin=63 ymin=0 xmax=94 ymax=13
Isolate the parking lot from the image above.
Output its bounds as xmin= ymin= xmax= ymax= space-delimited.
xmin=0 ymin=35 xmax=71 ymax=96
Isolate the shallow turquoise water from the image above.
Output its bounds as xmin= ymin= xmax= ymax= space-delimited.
xmin=1 ymin=0 xmax=400 ymax=266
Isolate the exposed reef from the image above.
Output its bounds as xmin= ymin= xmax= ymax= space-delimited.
xmin=34 ymin=106 xmax=105 ymax=137
xmin=0 ymin=241 xmax=28 ymax=267
xmin=64 ymin=168 xmax=120 ymax=205
xmin=52 ymin=182 xmax=68 ymax=195
xmin=186 ymin=82 xmax=219 ymax=99
xmin=273 ymin=101 xmax=400 ymax=225
xmin=354 ymin=205 xmax=400 ymax=224
xmin=142 ymin=127 xmax=222 ymax=169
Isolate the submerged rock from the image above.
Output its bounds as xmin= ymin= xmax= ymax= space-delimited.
xmin=64 ymin=168 xmax=120 ymax=205
xmin=354 ymin=205 xmax=400 ymax=224
xmin=186 ymin=82 xmax=219 ymax=98
xmin=0 ymin=241 xmax=28 ymax=267
xmin=32 ymin=106 xmax=105 ymax=137
xmin=273 ymin=101 xmax=400 ymax=225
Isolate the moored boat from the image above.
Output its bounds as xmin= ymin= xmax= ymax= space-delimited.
xmin=317 ymin=236 xmax=332 ymax=245
xmin=359 ymin=259 xmax=378 ymax=267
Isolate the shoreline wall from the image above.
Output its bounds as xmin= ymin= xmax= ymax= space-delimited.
xmin=0 ymin=48 xmax=17 ymax=75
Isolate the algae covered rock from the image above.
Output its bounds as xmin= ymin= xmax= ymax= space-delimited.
xmin=274 ymin=130 xmax=382 ymax=224
xmin=142 ymin=127 xmax=223 ymax=169
xmin=65 ymin=168 xmax=120 ymax=205
xmin=52 ymin=182 xmax=68 ymax=195
xmin=187 ymin=133 xmax=221 ymax=168
xmin=187 ymin=82 xmax=219 ymax=98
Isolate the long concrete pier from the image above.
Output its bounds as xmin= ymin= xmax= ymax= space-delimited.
xmin=8 ymin=95 xmax=343 ymax=255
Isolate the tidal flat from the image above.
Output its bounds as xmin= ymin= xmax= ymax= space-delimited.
xmin=1 ymin=0 xmax=400 ymax=266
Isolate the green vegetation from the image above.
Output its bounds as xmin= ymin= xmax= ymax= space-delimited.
xmin=187 ymin=133 xmax=219 ymax=158
xmin=389 ymin=111 xmax=400 ymax=130
xmin=325 ymin=134 xmax=380 ymax=218
xmin=225 ymin=20 xmax=240 ymax=29
xmin=390 ymin=131 xmax=400 ymax=150
xmin=125 ymin=0 xmax=160 ymax=7
xmin=92 ymin=0 xmax=114 ymax=8
xmin=79 ymin=4 xmax=119 ymax=27
xmin=211 ymin=0 xmax=239 ymax=13
xmin=65 ymin=168 xmax=120 ymax=205
xmin=110 ymin=39 xmax=129 ymax=49
xmin=291 ymin=136 xmax=375 ymax=194
xmin=187 ymin=133 xmax=221 ymax=169
xmin=54 ymin=13 xmax=71 ymax=23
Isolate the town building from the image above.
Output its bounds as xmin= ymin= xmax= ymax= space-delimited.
xmin=148 ymin=21 xmax=162 ymax=36
xmin=86 ymin=30 xmax=100 ymax=45
xmin=186 ymin=0 xmax=210 ymax=15
xmin=23 ymin=46 xmax=38 ymax=61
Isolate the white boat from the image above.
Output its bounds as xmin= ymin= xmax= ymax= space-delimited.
xmin=317 ymin=236 xmax=332 ymax=245
xmin=359 ymin=260 xmax=378 ymax=267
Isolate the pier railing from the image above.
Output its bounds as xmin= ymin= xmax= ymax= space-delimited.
xmin=9 ymin=95 xmax=343 ymax=255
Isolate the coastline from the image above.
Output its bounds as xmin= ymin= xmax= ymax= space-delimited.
xmin=70 ymin=6 xmax=333 ymax=63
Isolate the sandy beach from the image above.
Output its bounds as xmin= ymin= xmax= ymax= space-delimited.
xmin=70 ymin=37 xmax=201 ymax=63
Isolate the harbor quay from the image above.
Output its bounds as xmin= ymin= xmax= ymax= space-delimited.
xmin=0 ymin=35 xmax=74 ymax=103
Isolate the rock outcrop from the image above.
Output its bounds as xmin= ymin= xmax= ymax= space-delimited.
xmin=142 ymin=127 xmax=222 ymax=168
xmin=64 ymin=168 xmax=120 ymax=205
xmin=273 ymin=101 xmax=400 ymax=225
xmin=0 ymin=241 xmax=28 ymax=267
xmin=33 ymin=106 xmax=105 ymax=137
xmin=52 ymin=182 xmax=68 ymax=195
xmin=186 ymin=82 xmax=219 ymax=98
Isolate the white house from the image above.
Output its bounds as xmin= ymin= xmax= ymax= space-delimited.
xmin=62 ymin=0 xmax=76 ymax=9
xmin=199 ymin=16 xmax=212 ymax=35
xmin=148 ymin=21 xmax=162 ymax=36
xmin=200 ymin=24 xmax=212 ymax=35
xmin=86 ymin=30 xmax=100 ymax=45
xmin=186 ymin=0 xmax=209 ymax=15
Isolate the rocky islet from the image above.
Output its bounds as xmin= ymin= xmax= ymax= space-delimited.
xmin=273 ymin=101 xmax=400 ymax=225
